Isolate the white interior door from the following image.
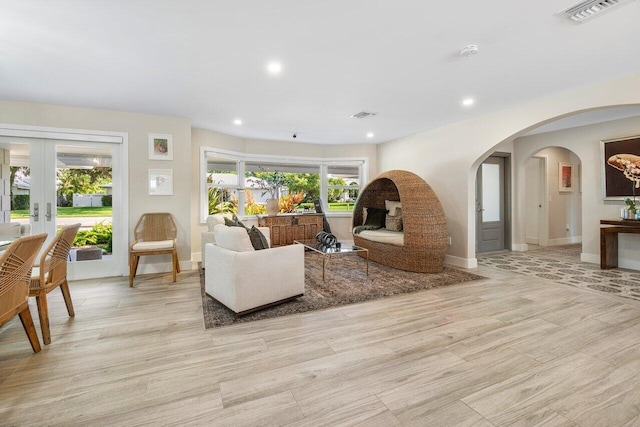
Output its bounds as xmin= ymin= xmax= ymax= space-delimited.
xmin=0 ymin=136 xmax=125 ymax=280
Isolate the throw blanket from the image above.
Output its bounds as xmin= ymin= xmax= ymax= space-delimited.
xmin=353 ymin=225 xmax=382 ymax=234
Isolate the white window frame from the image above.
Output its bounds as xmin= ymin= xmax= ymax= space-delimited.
xmin=200 ymin=146 xmax=367 ymax=223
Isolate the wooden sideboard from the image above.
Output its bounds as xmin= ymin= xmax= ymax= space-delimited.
xmin=600 ymin=219 xmax=640 ymax=269
xmin=258 ymin=213 xmax=324 ymax=247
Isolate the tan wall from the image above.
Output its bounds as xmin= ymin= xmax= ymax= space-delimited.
xmin=0 ymin=100 xmax=192 ymax=274
xmin=190 ymin=128 xmax=378 ymax=262
xmin=378 ymin=72 xmax=640 ymax=268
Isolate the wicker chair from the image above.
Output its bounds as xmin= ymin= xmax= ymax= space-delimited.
xmin=0 ymin=233 xmax=47 ymax=353
xmin=129 ymin=213 xmax=180 ymax=287
xmin=29 ymin=223 xmax=81 ymax=345
xmin=352 ymin=170 xmax=448 ymax=273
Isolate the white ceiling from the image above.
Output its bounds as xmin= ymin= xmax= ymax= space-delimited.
xmin=1 ymin=0 xmax=639 ymax=145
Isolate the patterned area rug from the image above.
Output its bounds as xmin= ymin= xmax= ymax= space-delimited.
xmin=200 ymin=252 xmax=484 ymax=328
xmin=479 ymin=244 xmax=640 ymax=301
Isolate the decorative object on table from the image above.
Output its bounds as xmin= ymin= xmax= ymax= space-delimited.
xmin=148 ymin=133 xmax=173 ymax=161
xmin=148 ymin=169 xmax=173 ymax=196
xmin=315 ymin=230 xmax=337 ymax=247
xmin=313 ymin=199 xmax=332 ymax=233
xmin=247 ymin=168 xmax=285 ymax=216
xmin=622 ymin=197 xmax=638 ymax=219
xmin=558 ymin=162 xmax=574 ymax=192
xmin=602 ymin=135 xmax=640 ymax=199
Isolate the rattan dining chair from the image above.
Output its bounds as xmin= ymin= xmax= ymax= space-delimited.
xmin=29 ymin=223 xmax=81 ymax=345
xmin=129 ymin=213 xmax=179 ymax=287
xmin=0 ymin=233 xmax=47 ymax=353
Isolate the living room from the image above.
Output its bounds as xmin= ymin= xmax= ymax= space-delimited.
xmin=2 ymin=1 xmax=640 ymax=424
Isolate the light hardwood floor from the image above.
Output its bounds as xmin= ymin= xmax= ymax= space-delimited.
xmin=3 ymin=259 xmax=640 ymax=426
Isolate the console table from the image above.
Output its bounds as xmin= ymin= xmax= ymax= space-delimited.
xmin=258 ymin=213 xmax=324 ymax=247
xmin=600 ymin=219 xmax=640 ymax=269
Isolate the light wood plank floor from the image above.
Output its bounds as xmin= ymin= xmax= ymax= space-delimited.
xmin=3 ymin=259 xmax=640 ymax=426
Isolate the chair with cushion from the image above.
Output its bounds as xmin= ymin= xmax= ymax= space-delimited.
xmin=204 ymin=224 xmax=304 ymax=315
xmin=0 ymin=233 xmax=47 ymax=353
xmin=29 ymin=223 xmax=81 ymax=345
xmin=129 ymin=212 xmax=180 ymax=287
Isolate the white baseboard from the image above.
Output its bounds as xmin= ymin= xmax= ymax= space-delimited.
xmin=525 ymin=237 xmax=539 ymax=245
xmin=581 ymin=253 xmax=599 ymax=265
xmin=583 ymin=252 xmax=640 ymax=271
xmin=547 ymin=236 xmax=582 ymax=246
xmin=445 ymin=254 xmax=477 ymax=269
xmin=512 ymin=244 xmax=528 ymax=252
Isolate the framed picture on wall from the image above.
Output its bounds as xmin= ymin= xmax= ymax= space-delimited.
xmin=148 ymin=169 xmax=173 ymax=196
xmin=148 ymin=133 xmax=173 ymax=161
xmin=559 ymin=162 xmax=573 ymax=192
xmin=601 ymin=135 xmax=640 ymax=200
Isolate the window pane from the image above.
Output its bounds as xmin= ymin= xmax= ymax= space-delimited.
xmin=482 ymin=163 xmax=500 ymax=222
xmin=207 ymin=154 xmax=238 ymax=186
xmin=208 ymin=187 xmax=238 ymax=215
xmin=245 ymin=161 xmax=319 ymax=214
xmin=327 ymin=164 xmax=360 ymax=212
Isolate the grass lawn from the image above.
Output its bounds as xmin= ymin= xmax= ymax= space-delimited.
xmin=11 ymin=206 xmax=113 ymax=219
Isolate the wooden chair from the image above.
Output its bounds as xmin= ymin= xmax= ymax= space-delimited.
xmin=29 ymin=223 xmax=81 ymax=345
xmin=129 ymin=213 xmax=180 ymax=287
xmin=0 ymin=233 xmax=48 ymax=353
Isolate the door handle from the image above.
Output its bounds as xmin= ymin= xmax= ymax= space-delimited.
xmin=477 ymin=208 xmax=485 ymax=212
xmin=45 ymin=202 xmax=52 ymax=221
xmin=31 ymin=202 xmax=39 ymax=222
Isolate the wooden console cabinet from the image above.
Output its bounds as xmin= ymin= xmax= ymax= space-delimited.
xmin=600 ymin=219 xmax=640 ymax=269
xmin=258 ymin=213 xmax=324 ymax=247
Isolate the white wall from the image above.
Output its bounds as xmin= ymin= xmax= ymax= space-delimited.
xmin=190 ymin=128 xmax=378 ymax=263
xmin=0 ymin=100 xmax=192 ymax=275
xmin=378 ymin=73 xmax=640 ymax=268
xmin=514 ymin=115 xmax=640 ymax=269
xmin=523 ymin=147 xmax=582 ymax=246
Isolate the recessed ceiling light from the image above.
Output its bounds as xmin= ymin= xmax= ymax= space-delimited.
xmin=462 ymin=98 xmax=475 ymax=107
xmin=267 ymin=61 xmax=282 ymax=74
xmin=233 ymin=119 xmax=242 ymax=125
xmin=366 ymin=132 xmax=374 ymax=138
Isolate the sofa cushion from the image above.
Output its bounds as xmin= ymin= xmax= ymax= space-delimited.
xmin=214 ymin=224 xmax=255 ymax=252
xmin=0 ymin=222 xmax=22 ymax=239
xmin=206 ymin=214 xmax=232 ymax=231
xmin=385 ymin=200 xmax=402 ymax=217
xmin=364 ymin=207 xmax=387 ymax=228
xmin=247 ymin=226 xmax=269 ymax=250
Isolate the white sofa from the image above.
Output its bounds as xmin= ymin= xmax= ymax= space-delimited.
xmin=201 ymin=214 xmax=233 ymax=262
xmin=204 ymin=224 xmax=305 ymax=315
xmin=0 ymin=222 xmax=31 ymax=241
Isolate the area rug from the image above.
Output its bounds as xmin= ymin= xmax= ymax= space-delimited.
xmin=479 ymin=244 xmax=640 ymax=301
xmin=200 ymin=252 xmax=484 ymax=328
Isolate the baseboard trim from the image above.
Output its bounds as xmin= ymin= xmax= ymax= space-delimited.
xmin=525 ymin=237 xmax=539 ymax=245
xmin=581 ymin=253 xmax=599 ymax=265
xmin=547 ymin=236 xmax=582 ymax=246
xmin=512 ymin=244 xmax=528 ymax=252
xmin=445 ymin=255 xmax=477 ymax=269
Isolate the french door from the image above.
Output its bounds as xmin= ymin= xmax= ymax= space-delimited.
xmin=0 ymin=135 xmax=126 ymax=280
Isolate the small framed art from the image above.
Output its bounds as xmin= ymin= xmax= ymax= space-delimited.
xmin=148 ymin=133 xmax=173 ymax=161
xmin=559 ymin=162 xmax=573 ymax=192
xmin=149 ymin=169 xmax=173 ymax=196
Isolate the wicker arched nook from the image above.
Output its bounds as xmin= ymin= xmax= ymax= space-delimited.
xmin=352 ymin=170 xmax=448 ymax=273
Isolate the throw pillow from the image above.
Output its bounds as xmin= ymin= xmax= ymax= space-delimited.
xmin=224 ymin=214 xmax=247 ymax=229
xmin=363 ymin=207 xmax=387 ymax=228
xmin=213 ymin=224 xmax=255 ymax=252
xmin=385 ymin=200 xmax=402 ymax=217
xmin=247 ymin=226 xmax=269 ymax=250
xmin=0 ymin=222 xmax=22 ymax=239
xmin=385 ymin=214 xmax=403 ymax=231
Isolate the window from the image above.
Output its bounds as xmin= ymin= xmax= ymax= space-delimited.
xmin=200 ymin=148 xmax=366 ymax=221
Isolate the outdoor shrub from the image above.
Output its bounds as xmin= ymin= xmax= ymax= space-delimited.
xmin=72 ymin=221 xmax=113 ymax=253
xmin=102 ymin=195 xmax=112 ymax=206
xmin=11 ymin=194 xmax=29 ymax=210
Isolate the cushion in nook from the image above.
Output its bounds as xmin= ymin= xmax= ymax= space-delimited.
xmin=385 ymin=200 xmax=402 ymax=217
xmin=247 ymin=226 xmax=269 ymax=250
xmin=385 ymin=212 xmax=403 ymax=232
xmin=364 ymin=207 xmax=387 ymax=228
xmin=213 ymin=224 xmax=255 ymax=252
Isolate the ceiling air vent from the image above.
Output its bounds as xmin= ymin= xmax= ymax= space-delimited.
xmin=350 ymin=111 xmax=377 ymax=119
xmin=560 ymin=0 xmax=636 ymax=23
